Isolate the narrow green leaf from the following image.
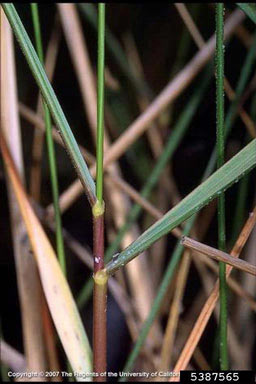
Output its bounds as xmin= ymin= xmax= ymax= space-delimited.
xmin=106 ymin=139 xmax=256 ymax=275
xmin=237 ymin=3 xmax=256 ymax=24
xmin=1 ymin=3 xmax=96 ymax=206
xmin=30 ymin=3 xmax=66 ymax=274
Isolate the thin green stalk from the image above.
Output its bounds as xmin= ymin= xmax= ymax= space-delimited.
xmin=96 ymin=3 xmax=105 ymax=205
xmin=77 ymin=66 xmax=212 ymax=308
xmin=30 ymin=3 xmax=66 ymax=274
xmin=117 ymin=34 xmax=256 ymax=372
xmin=216 ymin=3 xmax=228 ymax=370
xmin=93 ymin=4 xmax=107 ymax=381
xmin=206 ymin=31 xmax=256 ymax=174
xmin=77 ymin=3 xmax=151 ymax=98
xmin=81 ymin=2 xmax=154 ymax=185
xmin=1 ymin=3 xmax=96 ymax=206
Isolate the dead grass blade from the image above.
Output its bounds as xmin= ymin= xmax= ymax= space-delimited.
xmin=170 ymin=207 xmax=256 ymax=380
xmin=182 ymin=236 xmax=256 ymax=276
xmin=1 ymin=9 xmax=47 ymax=374
xmin=160 ymin=251 xmax=191 ymax=371
xmin=0 ymin=134 xmax=93 ymax=381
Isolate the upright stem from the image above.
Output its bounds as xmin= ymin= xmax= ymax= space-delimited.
xmin=96 ymin=4 xmax=105 ymax=205
xmin=216 ymin=3 xmax=228 ymax=370
xmin=30 ymin=3 xmax=66 ymax=274
xmin=93 ymin=3 xmax=107 ymax=381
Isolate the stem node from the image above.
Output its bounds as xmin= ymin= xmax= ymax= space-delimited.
xmin=92 ymin=200 xmax=105 ymax=217
xmin=94 ymin=269 xmax=108 ymax=285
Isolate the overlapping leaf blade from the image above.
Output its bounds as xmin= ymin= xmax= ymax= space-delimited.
xmin=106 ymin=139 xmax=256 ymax=275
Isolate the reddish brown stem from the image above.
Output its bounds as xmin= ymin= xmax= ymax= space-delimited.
xmin=93 ymin=214 xmax=105 ymax=272
xmin=93 ymin=279 xmax=107 ymax=381
xmin=93 ymin=213 xmax=107 ymax=381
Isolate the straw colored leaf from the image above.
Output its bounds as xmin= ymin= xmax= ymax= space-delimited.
xmin=0 ymin=134 xmax=92 ymax=382
xmin=1 ymin=9 xmax=47 ymax=373
xmin=170 ymin=208 xmax=256 ymax=379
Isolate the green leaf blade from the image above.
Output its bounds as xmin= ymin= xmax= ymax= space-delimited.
xmin=1 ymin=3 xmax=96 ymax=206
xmin=106 ymin=139 xmax=256 ymax=275
xmin=237 ymin=3 xmax=256 ymax=24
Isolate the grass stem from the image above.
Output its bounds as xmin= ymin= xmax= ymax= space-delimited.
xmin=30 ymin=3 xmax=66 ymax=274
xmin=77 ymin=67 xmax=212 ymax=307
xmin=216 ymin=3 xmax=228 ymax=370
xmin=96 ymin=3 xmax=105 ymax=205
xmin=93 ymin=4 xmax=107 ymax=380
